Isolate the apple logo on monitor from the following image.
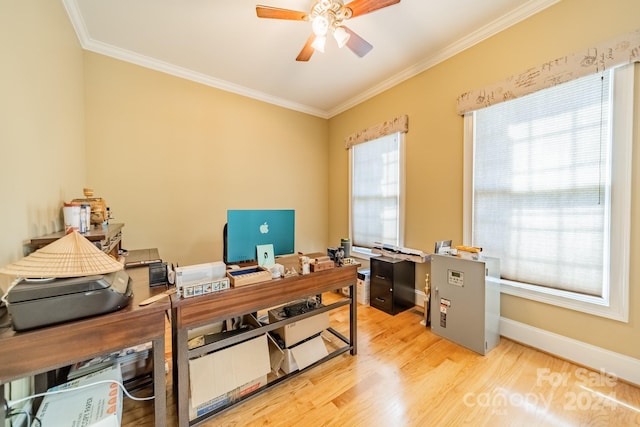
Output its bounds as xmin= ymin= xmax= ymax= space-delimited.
xmin=260 ymin=222 xmax=269 ymax=234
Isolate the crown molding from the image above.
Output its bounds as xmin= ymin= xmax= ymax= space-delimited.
xmin=63 ymin=0 xmax=559 ymax=120
xmin=61 ymin=0 xmax=329 ymax=118
xmin=327 ymin=0 xmax=560 ymax=117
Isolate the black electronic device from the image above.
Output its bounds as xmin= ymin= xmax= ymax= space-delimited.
xmin=7 ymin=270 xmax=132 ymax=331
xmin=124 ymin=248 xmax=162 ymax=268
xmin=283 ymin=299 xmax=318 ymax=317
xmin=148 ymin=262 xmax=168 ymax=287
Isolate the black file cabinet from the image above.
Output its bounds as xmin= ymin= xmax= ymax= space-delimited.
xmin=370 ymin=256 xmax=415 ymax=315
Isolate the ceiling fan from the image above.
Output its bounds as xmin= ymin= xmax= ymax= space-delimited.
xmin=256 ymin=0 xmax=401 ymax=61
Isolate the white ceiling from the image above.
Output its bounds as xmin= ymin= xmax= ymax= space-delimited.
xmin=63 ymin=0 xmax=557 ymax=118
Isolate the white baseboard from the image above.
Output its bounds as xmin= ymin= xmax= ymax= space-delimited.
xmin=412 ymin=289 xmax=640 ymax=386
xmin=415 ymin=289 xmax=427 ymax=310
xmin=500 ymin=317 xmax=640 ymax=387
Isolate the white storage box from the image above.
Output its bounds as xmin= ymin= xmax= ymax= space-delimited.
xmin=280 ymin=335 xmax=329 ymax=374
xmin=176 ymin=261 xmax=229 ymax=298
xmin=357 ymin=269 xmax=371 ymax=306
xmin=268 ymin=308 xmax=330 ymax=348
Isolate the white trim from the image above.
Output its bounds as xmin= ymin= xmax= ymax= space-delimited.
xmin=349 ymin=132 xmax=406 ymax=250
xmin=500 ymin=317 xmax=640 ymax=387
xmin=398 ymin=134 xmax=407 ymax=248
xmin=414 ymin=289 xmax=427 ymax=310
xmin=329 ymin=0 xmax=560 ymax=117
xmin=497 ymin=65 xmax=633 ymax=322
xmin=462 ymin=114 xmax=474 ymax=244
xmin=62 ymin=0 xmax=328 ymax=119
xmin=464 ymin=66 xmax=634 ymax=321
xmin=410 ymin=291 xmax=640 ymax=387
xmin=85 ymin=40 xmax=328 ymax=119
xmin=607 ymin=64 xmax=634 ymax=322
xmin=62 ymin=0 xmax=559 ymax=119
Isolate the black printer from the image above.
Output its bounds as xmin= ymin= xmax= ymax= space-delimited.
xmin=7 ymin=270 xmax=132 ymax=331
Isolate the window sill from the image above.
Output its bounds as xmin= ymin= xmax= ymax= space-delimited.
xmin=500 ymin=279 xmax=628 ymax=323
xmin=350 ymin=246 xmax=381 ymax=261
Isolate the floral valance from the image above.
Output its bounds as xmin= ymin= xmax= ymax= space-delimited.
xmin=344 ymin=115 xmax=408 ymax=149
xmin=456 ymin=29 xmax=640 ymax=115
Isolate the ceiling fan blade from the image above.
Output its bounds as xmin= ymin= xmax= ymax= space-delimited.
xmin=296 ymin=34 xmax=316 ymax=62
xmin=256 ymin=5 xmax=308 ymax=21
xmin=345 ymin=0 xmax=401 ymax=18
xmin=344 ymin=27 xmax=373 ymax=57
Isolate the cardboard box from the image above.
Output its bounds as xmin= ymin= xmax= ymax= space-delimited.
xmin=188 ymin=334 xmax=270 ymax=408
xmin=189 ymin=374 xmax=267 ymax=420
xmin=226 ymin=266 xmax=272 ymax=287
xmin=188 ymin=314 xmax=260 ymax=349
xmin=268 ymin=309 xmax=330 ymax=348
xmin=280 ymin=335 xmax=329 ymax=374
xmin=267 ymin=333 xmax=285 ymax=375
xmin=310 ymin=260 xmax=334 ymax=272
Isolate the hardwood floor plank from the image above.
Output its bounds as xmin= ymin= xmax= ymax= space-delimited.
xmin=122 ymin=292 xmax=640 ymax=426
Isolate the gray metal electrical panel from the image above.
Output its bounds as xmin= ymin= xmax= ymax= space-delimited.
xmin=430 ymin=254 xmax=500 ymax=355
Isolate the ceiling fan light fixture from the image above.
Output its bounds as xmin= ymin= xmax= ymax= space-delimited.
xmin=257 ymin=0 xmax=400 ymax=61
xmin=311 ymin=35 xmax=327 ymax=53
xmin=312 ymin=15 xmax=329 ymax=36
xmin=333 ymin=26 xmax=350 ymax=48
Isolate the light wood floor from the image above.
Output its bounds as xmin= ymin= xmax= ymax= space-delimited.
xmin=123 ymin=292 xmax=640 ymax=426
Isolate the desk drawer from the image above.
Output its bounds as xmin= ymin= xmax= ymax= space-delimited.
xmin=371 ymin=259 xmax=394 ymax=282
xmin=370 ymin=280 xmax=392 ymax=313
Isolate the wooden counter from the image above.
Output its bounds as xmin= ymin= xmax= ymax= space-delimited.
xmin=171 ymin=259 xmax=359 ymax=426
xmin=0 ymin=266 xmax=169 ymax=426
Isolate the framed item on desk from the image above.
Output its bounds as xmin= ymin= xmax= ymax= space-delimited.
xmin=257 ymin=244 xmax=274 ymax=267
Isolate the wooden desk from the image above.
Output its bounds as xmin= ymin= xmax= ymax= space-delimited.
xmin=0 ymin=266 xmax=169 ymax=426
xmin=171 ymin=259 xmax=358 ymax=426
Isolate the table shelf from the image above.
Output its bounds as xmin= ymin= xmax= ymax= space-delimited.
xmin=171 ymin=259 xmax=359 ymax=426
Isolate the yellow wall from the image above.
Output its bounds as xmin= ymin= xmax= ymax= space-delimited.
xmin=328 ymin=0 xmax=640 ymax=359
xmin=83 ymin=53 xmax=329 ymax=265
xmin=1 ymin=0 xmax=638 ymax=362
xmin=0 ymin=0 xmax=85 ymax=285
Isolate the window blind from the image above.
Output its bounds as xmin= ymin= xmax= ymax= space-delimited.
xmin=351 ymin=133 xmax=401 ymax=249
xmin=473 ymin=71 xmax=611 ymax=296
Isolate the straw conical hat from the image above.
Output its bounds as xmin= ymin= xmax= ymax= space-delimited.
xmin=0 ymin=230 xmax=123 ymax=278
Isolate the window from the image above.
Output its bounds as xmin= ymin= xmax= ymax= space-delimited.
xmin=350 ymin=132 xmax=405 ymax=252
xmin=464 ymin=65 xmax=633 ymax=321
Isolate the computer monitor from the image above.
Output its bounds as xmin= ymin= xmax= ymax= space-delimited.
xmin=224 ymin=209 xmax=295 ymax=264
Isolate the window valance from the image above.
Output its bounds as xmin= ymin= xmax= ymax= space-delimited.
xmin=344 ymin=114 xmax=408 ymax=149
xmin=456 ymin=29 xmax=640 ymax=115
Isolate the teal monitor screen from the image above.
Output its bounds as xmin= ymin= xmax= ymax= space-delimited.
xmin=225 ymin=209 xmax=295 ymax=264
